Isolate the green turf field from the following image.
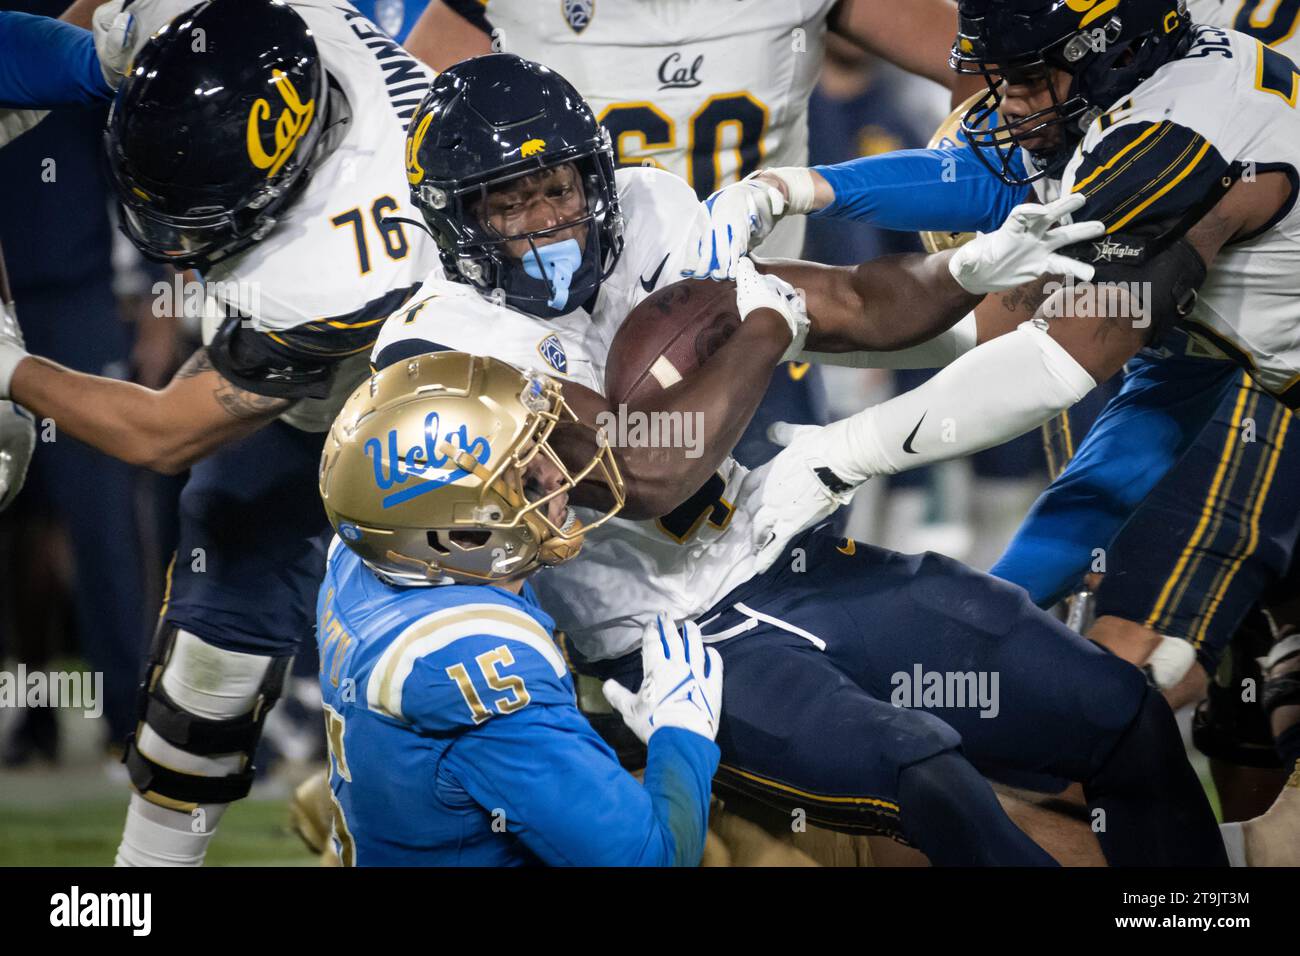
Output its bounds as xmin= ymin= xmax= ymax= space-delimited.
xmin=0 ymin=796 xmax=311 ymax=867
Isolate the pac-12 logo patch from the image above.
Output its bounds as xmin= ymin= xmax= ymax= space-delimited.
xmin=339 ymin=522 xmax=363 ymax=542
xmin=538 ymin=333 xmax=568 ymax=374
xmin=562 ymin=0 xmax=593 ymax=34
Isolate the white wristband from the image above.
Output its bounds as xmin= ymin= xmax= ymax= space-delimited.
xmin=763 ymin=167 xmax=817 ymax=216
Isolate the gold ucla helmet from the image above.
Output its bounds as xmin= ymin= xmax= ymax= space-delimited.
xmin=919 ymin=92 xmax=985 ymax=255
xmin=320 ymin=352 xmax=625 ymax=586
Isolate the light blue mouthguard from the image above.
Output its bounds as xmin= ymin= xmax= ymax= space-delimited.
xmin=522 ymin=238 xmax=582 ymax=311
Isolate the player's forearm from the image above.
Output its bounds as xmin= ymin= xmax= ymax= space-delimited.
xmin=807 ymin=147 xmax=1028 ymax=230
xmin=405 ymin=0 xmax=492 ymax=71
xmin=58 ymin=0 xmax=105 ymax=29
xmin=640 ymin=727 xmax=720 ymax=866
xmin=634 ymin=309 xmax=787 ymax=498
xmin=9 ymin=353 xmax=275 ymax=473
xmin=811 ymin=319 xmax=1097 ymax=485
xmin=560 ymin=310 xmax=788 ymax=519
xmin=766 ymin=251 xmax=978 ymax=354
xmin=797 ymin=311 xmax=977 ymax=370
xmin=0 ymin=13 xmax=111 ymax=108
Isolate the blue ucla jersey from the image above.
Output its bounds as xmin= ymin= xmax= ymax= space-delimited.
xmin=316 ymin=540 xmax=719 ymax=866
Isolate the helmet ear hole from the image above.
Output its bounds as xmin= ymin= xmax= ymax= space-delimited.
xmin=447 ymin=529 xmax=493 ymax=550
xmin=426 ymin=531 xmax=452 ymax=555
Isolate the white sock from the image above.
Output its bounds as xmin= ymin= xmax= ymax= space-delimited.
xmin=115 ymin=793 xmax=230 ymax=867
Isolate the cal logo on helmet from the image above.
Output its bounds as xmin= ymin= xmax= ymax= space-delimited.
xmin=1065 ymin=0 xmax=1122 ymax=29
xmin=538 ymin=333 xmax=568 ymax=374
xmin=521 ymin=138 xmax=547 ymax=158
xmin=407 ymin=110 xmax=434 ymax=185
xmin=246 ymin=69 xmax=316 ymax=178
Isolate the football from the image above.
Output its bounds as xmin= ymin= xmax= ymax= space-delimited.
xmin=604 ymin=277 xmax=741 ymax=406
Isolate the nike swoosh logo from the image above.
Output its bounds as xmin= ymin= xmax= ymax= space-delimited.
xmin=640 ymin=254 xmax=670 ymax=293
xmin=902 ymin=412 xmax=927 ymax=455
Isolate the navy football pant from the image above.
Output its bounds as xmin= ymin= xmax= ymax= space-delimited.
xmin=1096 ymin=372 xmax=1300 ymax=674
xmin=162 ymin=419 xmax=331 ymax=657
xmin=591 ymin=528 xmax=1226 ymax=864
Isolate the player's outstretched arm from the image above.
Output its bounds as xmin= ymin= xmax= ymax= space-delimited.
xmin=681 ymin=147 xmax=1027 ymax=282
xmin=765 ymin=194 xmax=1102 ymax=354
xmin=2 ymin=347 xmax=290 ymax=474
xmin=556 ymin=262 xmax=802 ymax=520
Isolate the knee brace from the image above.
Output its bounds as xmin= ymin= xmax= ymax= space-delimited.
xmin=125 ymin=625 xmax=293 ymax=808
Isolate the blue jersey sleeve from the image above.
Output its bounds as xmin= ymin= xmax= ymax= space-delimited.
xmin=441 ymin=709 xmax=719 ymax=867
xmin=811 ymin=145 xmax=1029 ymax=233
xmin=395 ymin=632 xmax=575 ymax=733
xmin=0 ymin=13 xmax=112 ymax=108
xmin=991 ymin=352 xmax=1238 ymax=606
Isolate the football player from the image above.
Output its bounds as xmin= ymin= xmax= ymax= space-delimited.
xmin=0 ymin=0 xmax=442 ymax=865
xmin=314 ymin=351 xmax=722 ymax=866
xmin=694 ymin=0 xmax=1300 ymax=861
xmin=406 ymin=0 xmax=968 ymax=470
xmin=378 ymin=53 xmax=1226 ymax=865
xmin=693 ymin=1 xmax=1299 ymax=571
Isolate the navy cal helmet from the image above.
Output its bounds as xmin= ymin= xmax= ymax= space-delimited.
xmin=106 ymin=0 xmax=328 ymax=270
xmin=404 ymin=53 xmax=624 ymax=319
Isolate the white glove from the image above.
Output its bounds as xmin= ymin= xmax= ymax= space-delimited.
xmin=733 ymin=257 xmax=808 ymax=359
xmin=947 ymin=193 xmax=1106 ymax=295
xmin=681 ymin=168 xmax=815 ymax=280
xmin=750 ymin=422 xmax=858 ymax=574
xmin=0 ymin=300 xmax=29 ymax=400
xmin=603 ymin=613 xmax=723 ymax=744
xmin=92 ymin=1 xmax=140 ymax=88
xmin=0 ymin=401 xmax=35 ymax=512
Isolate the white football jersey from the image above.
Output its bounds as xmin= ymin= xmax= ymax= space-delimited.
xmin=478 ymin=0 xmax=840 ymax=258
xmin=372 ymin=167 xmax=790 ymax=661
xmin=1032 ymin=24 xmax=1300 ymax=403
xmin=1188 ymin=0 xmax=1300 ymax=58
xmin=98 ymin=0 xmax=440 ymax=430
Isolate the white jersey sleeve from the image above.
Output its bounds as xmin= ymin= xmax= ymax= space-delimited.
xmin=1056 ymin=25 xmax=1300 ymax=403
